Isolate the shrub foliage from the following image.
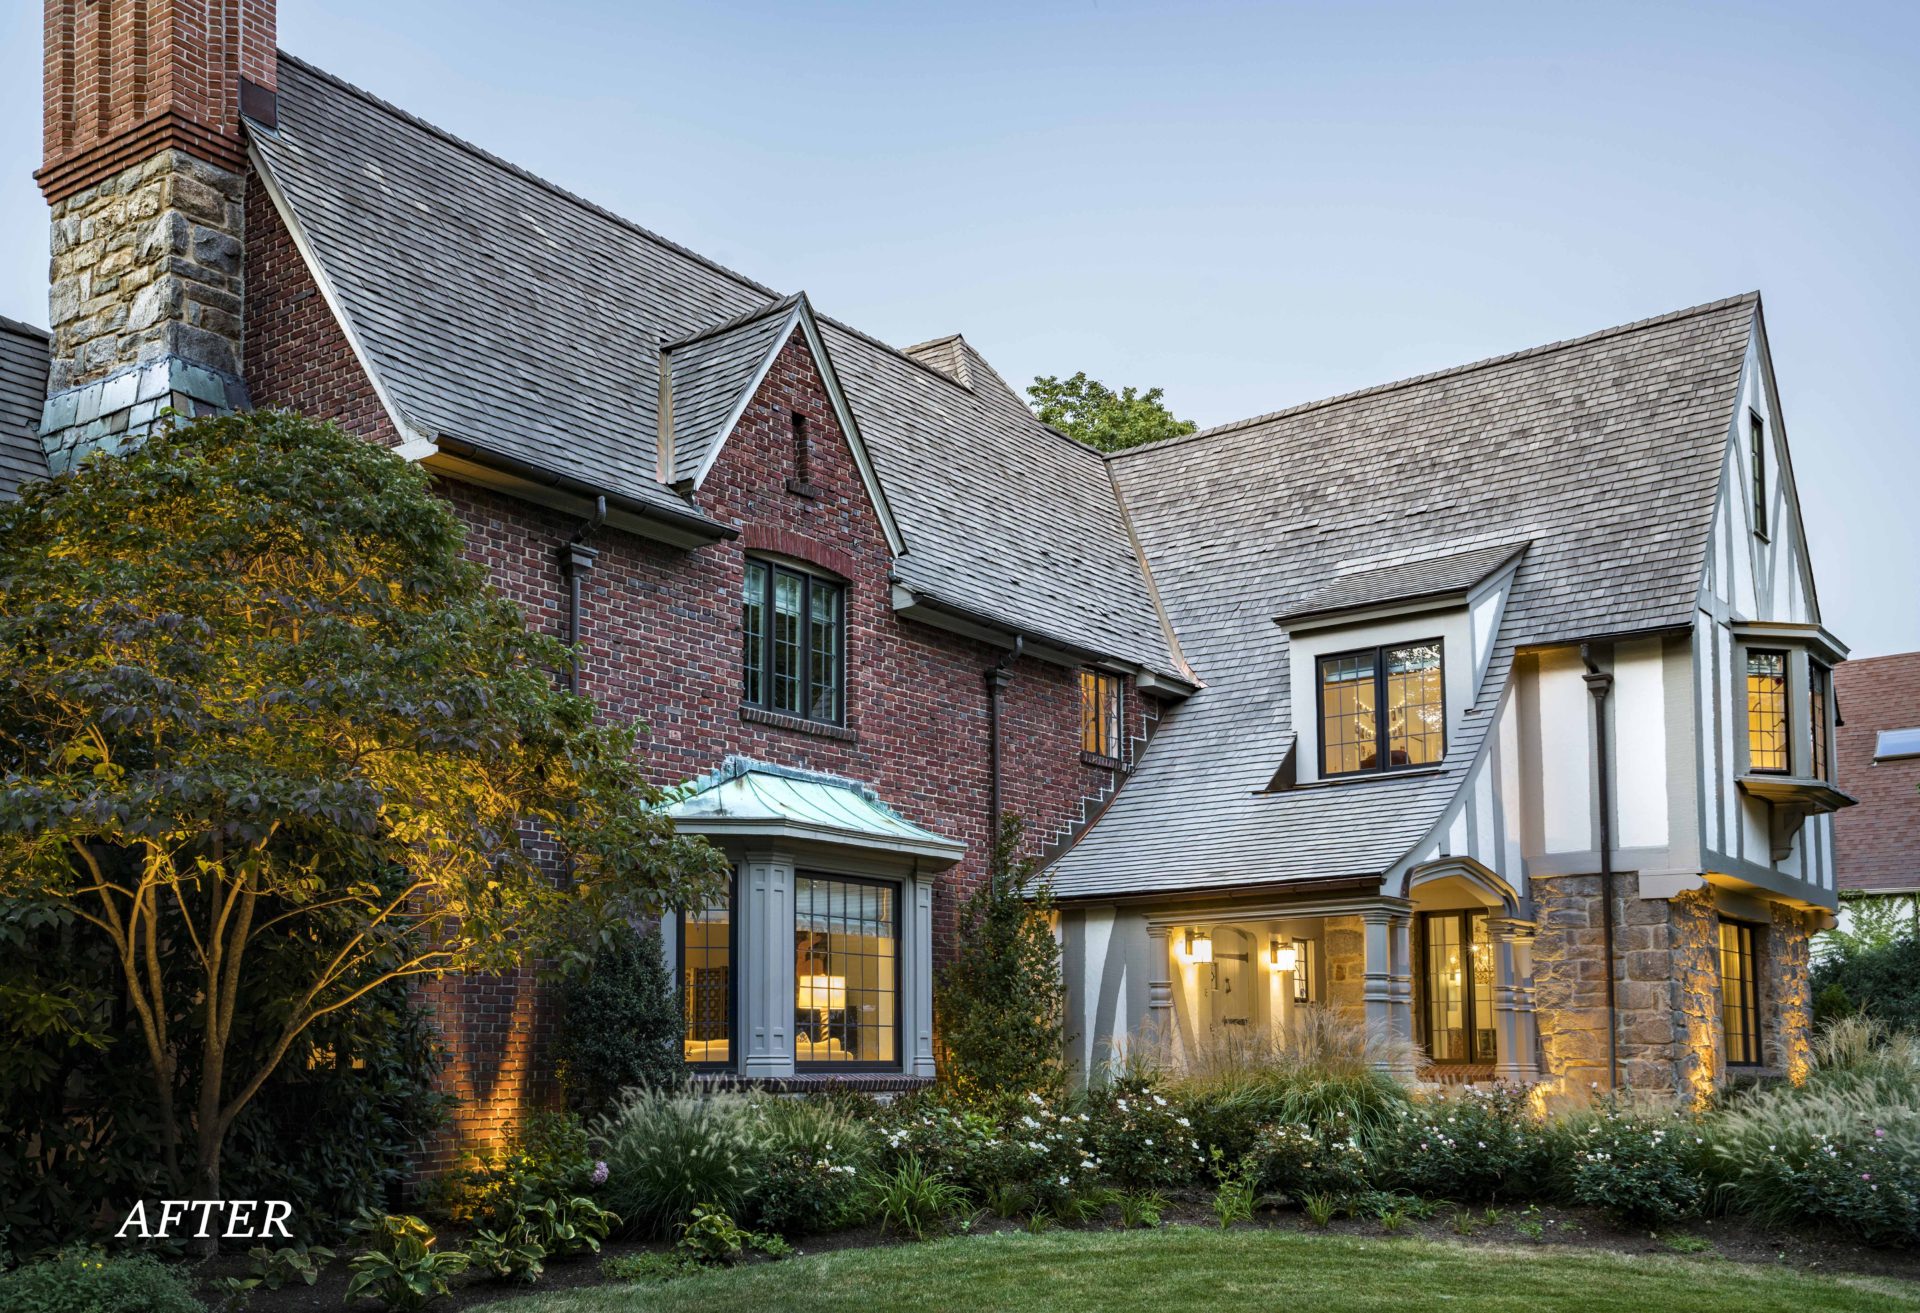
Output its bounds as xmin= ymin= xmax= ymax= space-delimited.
xmin=557 ymin=923 xmax=684 ymax=1117
xmin=935 ymin=815 xmax=1067 ymax=1102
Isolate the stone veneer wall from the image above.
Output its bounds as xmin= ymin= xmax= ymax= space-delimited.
xmin=1532 ymin=872 xmax=1720 ymax=1098
xmin=1764 ymin=906 xmax=1815 ymax=1083
xmin=48 ymin=148 xmax=246 ymax=391
xmin=1323 ymin=916 xmax=1365 ymax=1025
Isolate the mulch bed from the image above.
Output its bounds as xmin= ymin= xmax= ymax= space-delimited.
xmin=197 ymin=1199 xmax=1920 ymax=1310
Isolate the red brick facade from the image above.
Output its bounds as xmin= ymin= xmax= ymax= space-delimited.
xmin=1833 ymin=653 xmax=1920 ymax=894
xmin=244 ymin=202 xmax=1151 ymax=1164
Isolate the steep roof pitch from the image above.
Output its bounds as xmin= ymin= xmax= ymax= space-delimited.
xmin=248 ymin=56 xmax=1176 ymax=678
xmin=1279 ymin=541 xmax=1527 ymax=624
xmin=0 ymin=317 xmax=51 ymax=500
xmin=663 ymin=297 xmax=801 ymax=484
xmin=1050 ymin=294 xmax=1759 ymax=898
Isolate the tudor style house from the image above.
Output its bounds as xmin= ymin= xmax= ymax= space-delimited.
xmin=12 ymin=2 xmax=1849 ymax=1148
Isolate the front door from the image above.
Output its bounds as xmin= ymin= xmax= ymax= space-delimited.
xmin=1202 ymin=927 xmax=1253 ymax=1040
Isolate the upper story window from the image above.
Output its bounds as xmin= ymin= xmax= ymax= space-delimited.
xmin=1809 ymin=661 xmax=1831 ymax=781
xmin=1080 ymin=668 xmax=1124 ymax=759
xmin=1745 ymin=649 xmax=1789 ymax=773
xmin=743 ymin=558 xmax=844 ymax=724
xmin=1750 ymin=411 xmax=1768 ymax=539
xmin=1318 ymin=641 xmax=1444 ymax=777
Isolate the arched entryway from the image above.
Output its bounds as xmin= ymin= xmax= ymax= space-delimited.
xmin=1402 ymin=858 xmax=1537 ymax=1083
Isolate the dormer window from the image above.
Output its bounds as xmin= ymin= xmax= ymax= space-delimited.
xmin=1317 ymin=640 xmax=1444 ymax=777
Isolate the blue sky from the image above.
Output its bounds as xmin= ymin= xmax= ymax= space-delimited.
xmin=2 ymin=1 xmax=1914 ymax=654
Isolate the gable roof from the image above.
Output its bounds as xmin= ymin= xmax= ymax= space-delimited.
xmin=0 ymin=317 xmax=51 ymax=501
xmin=1049 ymin=293 xmax=1759 ymax=899
xmin=1279 ymin=541 xmax=1527 ymax=625
xmin=248 ymin=55 xmax=1178 ymax=679
xmin=663 ymin=296 xmax=800 ymax=484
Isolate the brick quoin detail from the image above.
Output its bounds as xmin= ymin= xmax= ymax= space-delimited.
xmin=245 ymin=225 xmax=1152 ymax=1168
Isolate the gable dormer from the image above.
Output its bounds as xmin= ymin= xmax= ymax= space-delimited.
xmin=657 ymin=292 xmax=904 ymax=557
xmin=1274 ymin=541 xmax=1526 ymax=786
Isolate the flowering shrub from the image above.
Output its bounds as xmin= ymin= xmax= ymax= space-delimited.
xmin=1375 ymin=1084 xmax=1549 ymax=1202
xmin=1558 ymin=1102 xmax=1705 ymax=1226
xmin=1248 ymin=1122 xmax=1372 ymax=1200
xmin=1082 ymin=1078 xmax=1205 ymax=1188
xmin=748 ymin=1097 xmax=876 ymax=1235
xmin=879 ymin=1093 xmax=1101 ymax=1214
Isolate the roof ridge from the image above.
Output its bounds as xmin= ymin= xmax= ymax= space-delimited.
xmin=271 ymin=56 xmax=1111 ymax=467
xmin=1107 ymin=291 xmax=1761 ymax=463
xmin=269 ymin=52 xmax=784 ymax=303
xmin=664 ymin=292 xmax=801 ymax=351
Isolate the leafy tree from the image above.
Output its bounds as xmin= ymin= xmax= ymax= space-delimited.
xmin=555 ymin=923 xmax=684 ymax=1116
xmin=0 ymin=411 xmax=728 ymax=1210
xmin=1027 ymin=371 xmax=1196 ymax=452
xmin=935 ymin=815 xmax=1067 ymax=1101
xmin=1812 ymin=926 xmax=1920 ymax=1033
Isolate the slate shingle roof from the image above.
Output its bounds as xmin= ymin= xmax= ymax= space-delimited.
xmin=250 ymin=56 xmax=1178 ymax=678
xmin=664 ymin=296 xmax=800 ymax=485
xmin=0 ymin=317 xmax=51 ymax=501
xmin=1048 ymin=294 xmax=1759 ymax=898
xmin=1279 ymin=541 xmax=1527 ymax=623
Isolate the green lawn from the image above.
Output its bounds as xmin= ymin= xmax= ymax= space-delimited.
xmin=484 ymin=1228 xmax=1920 ymax=1313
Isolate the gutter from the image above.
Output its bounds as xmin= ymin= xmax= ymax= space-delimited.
xmin=986 ymin=635 xmax=1026 ymax=856
xmin=430 ymin=434 xmax=737 ymax=545
xmin=1581 ymin=642 xmax=1620 ymax=1089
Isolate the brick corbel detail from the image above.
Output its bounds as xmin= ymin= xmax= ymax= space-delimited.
xmin=740 ymin=525 xmax=858 ymax=581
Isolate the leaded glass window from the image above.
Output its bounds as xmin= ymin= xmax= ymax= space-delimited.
xmin=1080 ymin=669 xmax=1124 ymax=758
xmin=682 ymin=884 xmax=733 ymax=1068
xmin=1719 ymin=919 xmax=1762 ymax=1067
xmin=795 ymin=875 xmax=898 ymax=1068
xmin=1746 ymin=649 xmax=1789 ymax=773
xmin=1810 ymin=661 xmax=1831 ymax=782
xmin=743 ymin=559 xmax=844 ymax=724
xmin=1318 ymin=640 xmax=1444 ymax=777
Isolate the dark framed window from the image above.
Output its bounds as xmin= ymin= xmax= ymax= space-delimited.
xmin=795 ymin=873 xmax=900 ymax=1070
xmin=1317 ymin=640 xmax=1444 ymax=777
xmin=1750 ymin=410 xmax=1767 ymax=538
xmin=1080 ymin=668 xmax=1124 ymax=758
xmin=1746 ymin=649 xmax=1789 ymax=773
xmin=680 ymin=880 xmax=735 ymax=1069
xmin=1809 ymin=660 xmax=1831 ymax=782
xmin=1290 ymin=937 xmax=1316 ymax=1005
xmin=743 ymin=558 xmax=844 ymax=724
xmin=1719 ymin=919 xmax=1762 ymax=1067
xmin=1417 ymin=910 xmax=1496 ymax=1065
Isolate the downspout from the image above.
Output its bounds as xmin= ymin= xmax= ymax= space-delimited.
xmin=1581 ymin=642 xmax=1619 ymax=1089
xmin=985 ymin=635 xmax=1026 ymax=850
xmin=558 ymin=496 xmax=606 ymax=696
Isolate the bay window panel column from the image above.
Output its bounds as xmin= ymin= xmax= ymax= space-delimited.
xmin=742 ymin=854 xmax=796 ymax=1078
xmin=906 ymin=874 xmax=936 ymax=1078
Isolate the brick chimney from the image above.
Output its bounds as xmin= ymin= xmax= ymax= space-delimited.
xmin=36 ymin=1 xmax=277 ymax=469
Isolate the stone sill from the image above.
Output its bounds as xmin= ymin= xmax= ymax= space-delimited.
xmin=1081 ymin=750 xmax=1124 ymax=771
xmin=739 ymin=704 xmax=858 ymax=742
xmin=785 ymin=477 xmax=819 ymax=499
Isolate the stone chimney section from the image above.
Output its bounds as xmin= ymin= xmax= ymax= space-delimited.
xmin=36 ymin=1 xmax=276 ymax=470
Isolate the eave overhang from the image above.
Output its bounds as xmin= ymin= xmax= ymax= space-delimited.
xmin=1736 ymin=772 xmax=1858 ymax=862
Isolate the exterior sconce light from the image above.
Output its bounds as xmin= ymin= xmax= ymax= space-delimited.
xmin=1185 ymin=928 xmax=1213 ymax=963
xmin=1270 ymin=939 xmax=1299 ymax=973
